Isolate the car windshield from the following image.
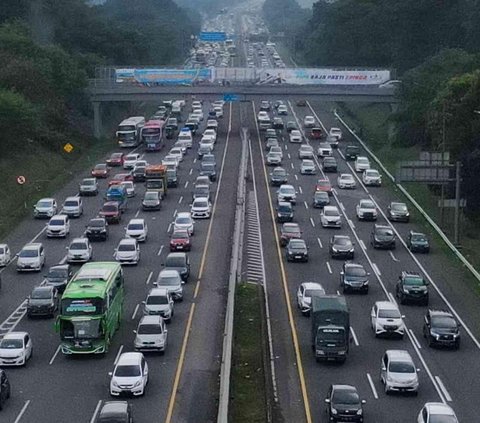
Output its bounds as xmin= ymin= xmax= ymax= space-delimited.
xmin=114 ymin=365 xmax=141 ymax=377
xmin=289 ymin=240 xmax=305 ymax=248
xmin=103 ymin=205 xmax=117 ymax=212
xmin=118 ymin=243 xmax=135 ymax=251
xmin=128 ymin=224 xmax=144 ymax=230
xmin=166 ymin=257 xmax=186 ymax=267
xmin=324 ymin=209 xmax=338 ymax=216
xmin=366 ymin=170 xmax=379 ymax=176
xmin=278 ymin=205 xmax=291 ymax=212
xmin=361 ymin=202 xmax=375 ymax=209
xmin=0 ymin=339 xmax=23 ymax=349
xmin=428 ymin=415 xmax=458 ymax=423
xmin=111 ymin=154 xmax=122 ymax=159
xmin=431 ymin=316 xmax=457 ymax=329
xmin=317 ymin=181 xmax=329 ymax=187
xmin=172 ymin=232 xmax=188 ymax=239
xmin=95 ymin=164 xmax=106 ymax=170
xmin=335 ymin=237 xmax=351 ymax=246
xmin=346 ymin=266 xmax=366 ymax=277
xmin=70 ymin=242 xmax=87 ymax=250
xmin=37 ymin=200 xmax=52 ymax=207
xmin=82 ymin=179 xmax=95 ymax=185
xmin=274 ymin=169 xmax=286 ymax=176
xmin=194 ymin=200 xmax=208 ymax=208
xmin=404 ymin=276 xmax=425 ymax=286
xmin=31 ymin=289 xmax=52 ymax=299
xmin=49 ymin=219 xmax=64 ymax=226
xmin=144 ymin=193 xmax=158 ymax=201
xmin=389 ymin=361 xmax=415 ymax=373
xmin=333 ymin=389 xmax=360 ymax=405
xmin=358 ymin=158 xmax=369 ymax=164
xmin=157 ymin=276 xmax=179 ymax=286
xmin=392 ymin=203 xmax=407 ymax=211
xmin=280 ymin=187 xmax=295 ymax=195
xmin=202 ymin=164 xmax=215 ymax=171
xmin=48 ymin=268 xmax=67 ymax=278
xmin=315 ymin=192 xmax=328 ymax=199
xmin=64 ymin=200 xmax=78 ymax=207
xmin=283 ymin=226 xmax=299 ymax=234
xmin=146 ymin=295 xmax=168 ymax=305
xmin=411 ymin=234 xmax=427 ymax=242
xmin=377 ymin=228 xmax=393 ymax=236
xmin=126 ymin=155 xmax=137 ymax=161
xmin=19 ymin=249 xmax=38 ymax=258
xmin=138 ymin=324 xmax=162 ymax=335
xmin=378 ymin=308 xmax=401 ymax=318
xmin=176 ymin=217 xmax=192 ymax=225
xmin=89 ymin=219 xmax=105 ymax=227
xmin=341 ymin=175 xmax=353 ymax=181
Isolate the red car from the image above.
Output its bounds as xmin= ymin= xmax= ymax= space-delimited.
xmin=170 ymin=230 xmax=191 ymax=252
xmin=91 ymin=163 xmax=110 ymax=178
xmin=99 ymin=201 xmax=121 ymax=223
xmin=315 ymin=178 xmax=332 ymax=196
xmin=108 ymin=173 xmax=134 ymax=187
xmin=280 ymin=223 xmax=302 ymax=247
xmin=309 ymin=127 xmax=324 ymax=140
xmin=106 ymin=152 xmax=125 ymax=167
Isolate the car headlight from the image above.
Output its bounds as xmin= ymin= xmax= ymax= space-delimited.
xmin=405 ymin=212 xmax=410 ymax=216
xmin=387 ymin=375 xmax=394 ymax=382
xmin=403 ymin=287 xmax=409 ymax=293
xmin=331 ymin=247 xmax=338 ymax=252
xmin=331 ymin=408 xmax=337 ymax=415
xmin=357 ymin=409 xmax=363 ymax=415
xmin=112 ymin=380 xmax=119 ymax=388
xmin=133 ymin=380 xmax=142 ymax=388
xmin=337 ymin=351 xmax=345 ymax=355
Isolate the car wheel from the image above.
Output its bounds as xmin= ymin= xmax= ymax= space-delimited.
xmin=427 ymin=336 xmax=434 ymax=348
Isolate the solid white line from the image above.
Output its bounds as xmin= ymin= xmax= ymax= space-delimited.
xmin=178 ymin=196 xmax=183 ymax=204
xmin=359 ymin=240 xmax=366 ymax=251
xmin=366 ymin=374 xmax=378 ymax=400
xmin=372 ymin=263 xmax=381 ymax=276
xmin=350 ymin=326 xmax=359 ymax=346
xmin=294 ymin=174 xmax=298 ymax=180
xmin=339 ymin=202 xmax=346 ymax=212
xmin=14 ymin=400 xmax=31 ymax=423
xmin=113 ymin=345 xmax=124 ymax=365
xmin=326 ymin=262 xmax=332 ymax=274
xmin=89 ymin=400 xmax=103 ymax=423
xmin=157 ymin=245 xmax=164 ymax=256
xmin=317 ymin=237 xmax=323 ymax=248
xmin=309 ymin=217 xmax=315 ymax=227
xmin=304 ymin=201 xmax=309 ymax=210
xmin=388 ymin=292 xmax=398 ymax=306
xmin=298 ymin=186 xmax=303 ymax=194
xmin=184 ymin=181 xmax=189 ymax=188
xmin=435 ymin=376 xmax=452 ymax=402
xmin=131 ymin=304 xmax=140 ymax=320
xmin=59 ymin=255 xmax=68 ymax=265
xmin=135 ymin=209 xmax=140 ymax=218
xmin=348 ymin=219 xmax=355 ymax=229
xmin=49 ymin=345 xmax=61 ymax=365
xmin=389 ymin=251 xmax=400 ymax=262
xmin=409 ymin=329 xmax=422 ymax=349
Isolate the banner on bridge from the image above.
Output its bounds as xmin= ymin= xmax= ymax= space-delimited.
xmin=115 ymin=68 xmax=213 ymax=85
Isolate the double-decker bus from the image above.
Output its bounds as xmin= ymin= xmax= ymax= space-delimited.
xmin=56 ymin=262 xmax=124 ymax=355
xmin=142 ymin=120 xmax=165 ymax=151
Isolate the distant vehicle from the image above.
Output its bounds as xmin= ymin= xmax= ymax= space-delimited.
xmin=34 ymin=198 xmax=57 ymax=219
xmin=143 ymin=287 xmax=174 ymax=322
xmin=309 ymin=127 xmax=324 ymax=140
xmin=170 ymin=230 xmax=191 ymax=252
xmin=116 ymin=116 xmax=145 ymax=148
xmin=298 ymin=145 xmax=314 ymax=159
xmin=142 ymin=191 xmax=161 ymax=211
xmin=362 ymin=169 xmax=382 ymax=186
xmin=317 ymin=142 xmax=332 ymax=158
xmin=300 ymin=159 xmax=316 ymax=175
xmin=266 ymin=151 xmax=282 ymax=166
xmin=173 ymin=212 xmax=195 ymax=235
xmin=91 ymin=163 xmax=110 ymax=178
xmin=270 ymin=167 xmax=288 ymax=186
xmin=123 ymin=153 xmax=141 ymax=170
xmin=329 ymin=235 xmax=354 ymax=259
xmin=396 ymin=271 xmax=429 ymax=305
xmin=134 ymin=315 xmax=168 ymax=353
xmin=114 ymin=238 xmax=140 ymax=265
xmin=289 ymin=130 xmax=302 ymax=143
xmin=109 ymin=352 xmax=148 ymax=396
xmin=46 ymin=215 xmax=70 ymax=238
xmin=285 ymin=239 xmax=309 ymax=262
xmin=322 ymin=156 xmax=338 ymax=173
xmin=62 ymin=196 xmax=83 ymax=218
xmin=381 ymin=349 xmax=419 ymax=395
xmin=79 ymin=178 xmax=99 ymax=196
xmin=272 ymin=117 xmax=284 ymax=129
xmin=277 ymin=104 xmax=288 ymax=115
xmin=155 ymin=270 xmax=183 ymax=301
xmin=340 ymin=262 xmax=369 ymax=294
xmin=106 ymin=152 xmax=125 ymax=167
xmin=95 ymin=401 xmax=133 ymax=423
xmin=16 ymin=243 xmax=45 ymax=272
xmin=345 ymin=145 xmax=360 ymax=161
xmin=43 ymin=264 xmax=72 ymax=292
xmin=0 ymin=244 xmax=11 ymax=267
xmin=371 ymin=224 xmax=396 ymax=249
xmin=66 ymin=237 xmax=92 ymax=263
xmin=321 ymin=206 xmax=342 ymax=228
xmin=329 ymin=127 xmax=343 ymax=140
xmin=164 ymin=252 xmax=190 ymax=282
xmin=276 ymin=201 xmax=294 ymax=223
xmin=315 ymin=178 xmax=332 ymax=195
xmin=296 ymin=99 xmax=306 ymax=106
xmin=191 ymin=197 xmax=212 ymax=219
xmin=313 ymin=191 xmax=329 ymax=208
xmin=337 ymin=173 xmax=356 ymax=189
xmin=356 ymin=199 xmax=378 ymax=221
xmin=280 ymin=223 xmax=302 ymax=247
xmin=286 ymin=121 xmax=297 ymax=132
xmin=85 ymin=218 xmax=109 ymax=241
xmin=0 ymin=332 xmax=33 ymax=366
xmin=105 ymin=185 xmax=128 ymax=212
xmin=354 ymin=156 xmax=371 ymax=173
xmin=125 ymin=218 xmax=148 ymax=242
xmin=296 ymin=282 xmax=325 ymax=315
xmin=303 ymin=115 xmax=315 ymax=128
xmin=407 ymin=231 xmax=430 ymax=253
xmin=387 ymin=202 xmax=410 ymax=222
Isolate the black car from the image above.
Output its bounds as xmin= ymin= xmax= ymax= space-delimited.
xmin=329 ymin=235 xmax=354 ymax=259
xmin=387 ymin=202 xmax=410 ymax=222
xmin=27 ymin=285 xmax=58 ymax=318
xmin=313 ymin=191 xmax=330 ymax=208
xmin=322 ymin=156 xmax=338 ymax=173
xmin=85 ymin=218 xmax=109 ymax=241
xmin=0 ymin=369 xmax=11 ymax=411
xmin=43 ymin=264 xmax=72 ymax=293
xmin=340 ymin=263 xmax=369 ymax=294
xmin=370 ymin=225 xmax=396 ymax=249
xmin=96 ymin=401 xmax=133 ymax=423
xmin=396 ymin=271 xmax=429 ymax=305
xmin=286 ymin=239 xmax=308 ymax=262
xmin=272 ymin=117 xmax=284 ymax=129
xmin=132 ymin=166 xmax=146 ymax=182
xmin=163 ymin=252 xmax=190 ymax=282
xmin=200 ymin=162 xmax=217 ymax=181
xmin=325 ymin=385 xmax=365 ymax=423
xmin=407 ymin=231 xmax=430 ymax=253
xmin=423 ymin=310 xmax=460 ymax=349
xmin=345 ymin=145 xmax=360 ymax=161
xmin=286 ymin=121 xmax=297 ymax=133
xmin=276 ymin=201 xmax=294 ymax=223
xmin=166 ymin=169 xmax=178 ymax=187
xmin=270 ymin=167 xmax=288 ymax=186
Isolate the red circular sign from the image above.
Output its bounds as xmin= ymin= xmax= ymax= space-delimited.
xmin=16 ymin=175 xmax=26 ymax=185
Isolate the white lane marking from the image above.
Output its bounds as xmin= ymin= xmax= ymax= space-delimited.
xmin=366 ymin=374 xmax=378 ymax=400
xmin=388 ymin=292 xmax=398 ymax=306
xmin=0 ymin=300 xmax=28 ymax=336
xmin=14 ymin=400 xmax=31 ymax=423
xmin=435 ymin=376 xmax=453 ymax=402
xmin=304 ymin=201 xmax=309 ymax=210
xmin=372 ymin=263 xmax=381 ymax=276
xmin=350 ymin=326 xmax=359 ymax=346
xmin=193 ymin=158 xmax=197 ymax=164
xmin=389 ymin=251 xmax=400 ymax=262
xmin=290 ymin=163 xmax=294 ymax=169
xmin=49 ymin=345 xmax=61 ymax=365
xmin=173 ymin=209 xmax=177 ymax=217
xmin=146 ymin=271 xmax=153 ymax=285
xmin=338 ymin=202 xmax=346 ymax=212
xmin=317 ymin=237 xmax=323 ymax=248
xmin=89 ymin=400 xmax=103 ymax=423
xmin=189 ymin=168 xmax=193 ymax=175
xmin=331 ymin=188 xmax=337 ymax=196
xmin=298 ymin=186 xmax=303 ymax=194
xmin=409 ymin=329 xmax=422 ymax=349
xmin=178 ymin=196 xmax=183 ymax=204
xmin=294 ymin=174 xmax=298 ymax=180
xmin=184 ymin=181 xmax=189 ymax=188
xmin=131 ymin=304 xmax=140 ymax=320
xmin=157 ymin=245 xmax=164 ymax=256
xmin=348 ymin=219 xmax=355 ymax=229
xmin=284 ymin=144 xmax=288 ymax=151
xmin=336 ymin=290 xmax=341 ymax=295
xmin=167 ymin=223 xmax=172 ymax=233
xmin=113 ymin=345 xmax=124 ymax=365
xmin=309 ymin=217 xmax=315 ymax=227
xmin=59 ymin=255 xmax=68 ymax=265
xmin=326 ymin=262 xmax=332 ymax=274
xmin=359 ymin=239 xmax=366 ymax=251
xmin=135 ymin=209 xmax=140 ymax=218
xmin=287 ymin=153 xmax=291 ymax=159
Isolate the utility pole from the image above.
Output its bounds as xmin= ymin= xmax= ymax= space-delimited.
xmin=440 ymin=102 xmax=446 ymax=227
xmin=454 ymin=161 xmax=461 ymax=246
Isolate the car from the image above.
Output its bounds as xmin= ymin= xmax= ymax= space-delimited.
xmin=33 ymin=198 xmax=57 ymax=218
xmin=66 ymin=237 xmax=92 ymax=263
xmin=206 ymin=119 xmax=218 ymax=130
xmin=132 ymin=165 xmax=146 ymax=182
xmin=371 ymin=301 xmax=405 ymax=338
xmin=123 ymin=153 xmax=141 ymax=169
xmin=329 ymin=235 xmax=354 ymax=259
xmin=298 ymin=145 xmax=314 ymax=159
xmin=296 ymin=282 xmax=325 ymax=315
xmin=166 ymin=117 xmax=178 ymax=130
xmin=106 ymin=152 xmax=125 ymax=167
xmin=309 ymin=127 xmax=324 ymax=140
xmin=257 ymin=110 xmax=269 ymax=121
xmin=169 ymin=147 xmax=184 ymax=164
xmin=387 ymin=202 xmax=410 ymax=222
xmin=95 ymin=401 xmax=133 ymax=423
xmin=200 ymin=162 xmax=217 ymax=181
xmin=264 ymin=129 xmax=277 ymax=141
xmin=326 ymin=134 xmax=339 ymax=148
xmin=296 ymin=99 xmax=306 ymax=107
xmin=280 ymin=223 xmax=302 ymax=247
xmin=62 ymin=196 xmax=83 ymax=217
xmin=345 ymin=145 xmax=360 ymax=161
xmin=317 ymin=142 xmax=332 ymax=158
xmin=114 ymin=238 xmax=140 ymax=265
xmin=277 ymin=184 xmax=297 ymax=204
xmin=285 ymin=239 xmax=308 ymax=262
xmin=173 ymin=212 xmax=195 ymax=236
xmin=312 ymin=191 xmax=329 ymax=208
xmin=266 ymin=138 xmax=279 ymax=150
xmin=274 ymin=100 xmax=284 ymax=109
xmin=322 ymin=156 xmax=338 ymax=173
xmin=142 ymin=191 xmax=161 ymax=211
xmin=91 ymin=163 xmax=110 ymax=178
xmin=85 ymin=217 xmax=109 ymax=241
xmin=164 ymin=252 xmax=190 ymax=282
xmin=340 ymin=262 xmax=369 ymax=293
xmin=423 ymin=309 xmax=460 ymax=349
xmin=100 ymin=202 xmax=121 ymax=224
xmin=354 ymin=156 xmax=371 ymax=173
xmin=0 ymin=332 xmax=33 ymax=366
xmin=125 ymin=218 xmax=148 ymax=242
xmin=270 ymin=167 xmax=288 ymax=186
xmin=325 ymin=385 xmax=365 ymax=423
xmin=371 ymin=224 xmax=396 ymax=249
xmin=272 ymin=117 xmax=284 ymax=129
xmin=362 ymin=169 xmax=382 ymax=186
xmin=0 ymin=369 xmax=11 ymax=410
xmin=329 ymin=127 xmax=343 ymax=140
xmin=213 ymin=106 xmax=223 ymax=118
xmin=337 ymin=173 xmax=356 ymax=189
xmin=79 ymin=178 xmax=99 ymax=196
xmin=170 ymin=230 xmax=191 ymax=252
xmin=277 ymin=104 xmax=288 ymax=115
xmin=259 ymin=100 xmax=271 ymax=111
xmin=198 ymin=144 xmax=213 ymax=159
xmin=203 ymin=129 xmax=217 ymax=143
xmin=276 ymin=201 xmax=294 ymax=223
xmin=417 ymin=403 xmax=459 ymax=423
xmin=315 ymin=178 xmax=332 ymax=196
xmin=134 ymin=315 xmax=168 ymax=353
xmin=202 ymin=154 xmax=216 ymax=167
xmin=109 ymin=352 xmax=148 ymax=396
xmin=192 ymin=184 xmax=211 ymax=201
xmin=46 ymin=215 xmax=70 ymax=238
xmin=286 ymin=121 xmax=297 ymax=132
xmin=407 ymin=231 xmax=430 ymax=253
xmin=300 ymin=159 xmax=316 ymax=175
xmin=303 ymin=115 xmax=315 ymax=128
xmin=43 ymin=264 xmax=72 ymax=293
xmin=120 ymin=181 xmax=135 ymax=198
xmin=0 ymin=244 xmax=11 ymax=267
xmin=191 ymin=197 xmax=212 ymax=219
xmin=321 ymin=205 xmax=342 ymax=228
xmin=266 ymin=151 xmax=282 ymax=166
xmin=143 ymin=287 xmax=174 ymax=322
xmin=381 ymin=350 xmax=419 ymax=396
xmin=289 ymin=130 xmax=302 ymax=143
xmin=356 ymin=199 xmax=378 ymax=221
xmin=27 ymin=285 xmax=58 ymax=318
xmin=396 ymin=271 xmax=429 ymax=305
xmin=155 ymin=269 xmax=183 ymax=301
xmin=16 ymin=243 xmax=45 ymax=272
xmin=109 ymin=173 xmax=133 ymax=187
xmin=162 ymin=155 xmax=179 ymax=168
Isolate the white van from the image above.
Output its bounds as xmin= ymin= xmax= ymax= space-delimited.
xmin=177 ymin=130 xmax=193 ymax=148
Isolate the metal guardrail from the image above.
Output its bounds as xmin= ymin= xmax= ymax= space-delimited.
xmin=334 ymin=111 xmax=480 ymax=283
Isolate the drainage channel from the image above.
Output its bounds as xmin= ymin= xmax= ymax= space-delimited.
xmin=245 ymin=190 xmax=266 ymax=284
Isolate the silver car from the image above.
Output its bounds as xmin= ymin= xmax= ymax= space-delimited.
xmin=296 ymin=282 xmax=325 ymax=315
xmin=154 ymin=270 xmax=183 ymax=301
xmin=33 ymin=198 xmax=57 ymax=218
xmin=143 ymin=287 xmax=174 ymax=322
xmin=62 ymin=196 xmax=83 ymax=217
xmin=381 ymin=350 xmax=419 ymax=395
xmin=134 ymin=315 xmax=168 ymax=353
xmin=66 ymin=237 xmax=92 ymax=263
xmin=16 ymin=243 xmax=45 ymax=272
xmin=300 ymin=159 xmax=316 ymax=175
xmin=79 ymin=178 xmax=98 ymax=196
xmin=337 ymin=173 xmax=356 ymax=189
xmin=320 ymin=206 xmax=342 ymax=228
xmin=114 ymin=238 xmax=140 ymax=265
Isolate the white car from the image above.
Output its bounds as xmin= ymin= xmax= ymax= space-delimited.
xmin=277 ymin=104 xmax=288 ymax=115
xmin=303 ymin=115 xmax=315 ymax=128
xmin=191 ymin=100 xmax=202 ymax=110
xmin=329 ymin=127 xmax=343 ymax=140
xmin=33 ymin=198 xmax=57 ymax=218
xmin=191 ymin=197 xmax=212 ymax=219
xmin=191 ymin=110 xmax=204 ymax=121
xmin=213 ymin=106 xmax=223 ymax=118
xmin=16 ymin=243 xmax=45 ymax=272
xmin=134 ymin=160 xmax=149 ymax=170
xmin=143 ymin=287 xmax=174 ymax=322
xmin=169 ymin=147 xmax=184 ymax=162
xmin=337 ymin=173 xmax=356 ymax=189
xmin=206 ymin=119 xmax=218 ymax=130
xmin=162 ymin=155 xmax=179 ymax=168
xmin=123 ymin=153 xmax=141 ymax=169
xmin=381 ymin=350 xmax=419 ymax=395
xmin=257 ymin=111 xmax=269 ymax=121
xmin=417 ymin=403 xmax=458 ymax=423
xmin=79 ymin=178 xmax=99 ymax=196
xmin=371 ymin=301 xmax=405 ymax=338
xmin=269 ymin=146 xmax=283 ymax=159
xmin=300 ymin=159 xmax=316 ymax=175
xmin=266 ymin=151 xmax=282 ymax=166
xmin=355 ymin=156 xmax=371 ymax=172
xmin=296 ymin=282 xmax=325 ymax=315
xmin=200 ymin=136 xmax=215 ymax=149
xmin=356 ymin=199 xmax=378 ymax=220
xmin=317 ymin=142 xmax=332 ymax=157
xmin=362 ymin=169 xmax=382 ymax=186
xmin=62 ymin=196 xmax=83 ymax=217
xmin=203 ymin=129 xmax=217 ymax=143
xmin=155 ymin=269 xmax=184 ymax=301
xmin=114 ymin=238 xmax=140 ymax=265
xmin=120 ymin=181 xmax=135 ymax=198
xmin=289 ymin=130 xmax=302 ymax=143
xmin=66 ymin=237 xmax=92 ymax=263
xmin=125 ymin=218 xmax=148 ymax=242
xmin=320 ymin=205 xmax=342 ymax=228
xmin=298 ymin=145 xmax=314 ymax=159
xmin=0 ymin=243 xmax=11 ymax=266
xmin=46 ymin=215 xmax=70 ymax=238
xmin=134 ymin=315 xmax=168 ymax=353
xmin=109 ymin=352 xmax=148 ymax=396
xmin=173 ymin=212 xmax=195 ymax=235
xmin=0 ymin=332 xmax=33 ymax=366
xmin=177 ymin=130 xmax=193 ymax=148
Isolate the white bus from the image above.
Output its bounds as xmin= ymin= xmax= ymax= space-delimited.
xmin=116 ymin=116 xmax=145 ymax=148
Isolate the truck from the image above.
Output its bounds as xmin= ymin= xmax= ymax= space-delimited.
xmin=311 ymin=295 xmax=350 ymax=363
xmin=145 ymin=164 xmax=168 ymax=198
xmin=105 ymin=184 xmax=128 ymax=212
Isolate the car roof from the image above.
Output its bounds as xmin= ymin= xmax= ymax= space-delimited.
xmin=104 ymin=201 xmax=119 ymax=207
xmin=71 ymin=237 xmax=88 ymax=243
xmin=23 ymin=243 xmax=42 ymax=250
xmin=344 ymin=262 xmax=364 ymax=269
xmin=99 ymin=401 xmax=129 ymax=418
xmin=159 ymin=269 xmax=181 ymax=277
xmin=340 ymin=173 xmax=353 ymax=178
xmin=301 ymin=282 xmax=324 ymax=291
xmin=38 ymin=197 xmax=55 ymax=202
xmin=332 ymin=384 xmax=357 ymax=392
xmin=333 ymin=235 xmax=350 ymax=241
xmin=283 ymin=223 xmax=299 ymax=229
xmin=65 ymin=196 xmax=79 ymax=201
xmin=428 ymin=309 xmax=454 ymax=318
xmin=128 ymin=218 xmax=145 ymax=225
xmin=116 ymin=352 xmax=143 ymax=365
xmin=375 ymin=300 xmax=399 ymax=310
xmin=374 ymin=224 xmax=391 ymax=229
xmin=50 ymin=214 xmax=67 ymax=220
xmin=2 ymin=331 xmax=28 ymax=340
xmin=139 ymin=315 xmax=163 ymax=325
xmin=385 ymin=349 xmax=413 ymax=361
xmin=166 ymin=252 xmax=187 ymax=259
xmin=148 ymin=287 xmax=169 ymax=296
xmin=424 ymin=402 xmax=456 ymax=415
xmin=119 ymin=238 xmax=137 ymax=245
xmin=324 ymin=205 xmax=338 ymax=211
xmin=32 ymin=286 xmax=54 ymax=293
xmin=176 ymin=212 xmax=192 ymax=218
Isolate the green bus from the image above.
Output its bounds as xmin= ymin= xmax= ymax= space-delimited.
xmin=56 ymin=262 xmax=124 ymax=355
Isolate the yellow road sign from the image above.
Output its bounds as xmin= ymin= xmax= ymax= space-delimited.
xmin=63 ymin=143 xmax=74 ymax=153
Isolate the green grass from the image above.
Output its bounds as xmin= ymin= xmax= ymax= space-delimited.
xmin=230 ymin=283 xmax=267 ymax=423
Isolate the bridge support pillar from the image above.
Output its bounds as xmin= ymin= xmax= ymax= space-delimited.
xmin=93 ymin=102 xmax=102 ymax=139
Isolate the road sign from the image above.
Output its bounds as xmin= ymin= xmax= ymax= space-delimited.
xmin=438 ymin=199 xmax=467 ymax=208
xmin=16 ymin=175 xmax=26 ymax=185
xmin=63 ymin=143 xmax=74 ymax=153
xmin=223 ymin=93 xmax=240 ymax=102
xmin=395 ymin=161 xmax=453 ymax=183
xmin=199 ymin=31 xmax=227 ymax=42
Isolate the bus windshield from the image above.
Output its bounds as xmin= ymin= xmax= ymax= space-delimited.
xmin=61 ymin=319 xmax=102 ymax=340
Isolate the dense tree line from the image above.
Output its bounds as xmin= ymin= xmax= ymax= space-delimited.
xmin=262 ymin=0 xmax=310 ymax=37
